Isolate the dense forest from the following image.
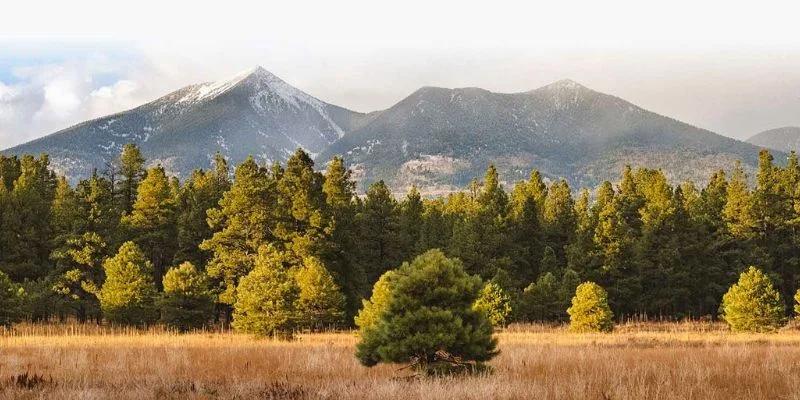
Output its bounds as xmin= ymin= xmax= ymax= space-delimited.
xmin=0 ymin=144 xmax=798 ymax=328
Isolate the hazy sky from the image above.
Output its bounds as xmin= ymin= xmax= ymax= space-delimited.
xmin=1 ymin=0 xmax=799 ymax=148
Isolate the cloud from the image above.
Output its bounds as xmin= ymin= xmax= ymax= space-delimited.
xmin=0 ymin=53 xmax=168 ymax=149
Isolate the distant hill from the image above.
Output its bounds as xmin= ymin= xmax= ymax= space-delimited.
xmin=4 ymin=69 xmax=773 ymax=192
xmin=3 ymin=66 xmax=368 ymax=180
xmin=320 ymin=79 xmax=766 ymax=193
xmin=747 ymin=127 xmax=800 ymax=154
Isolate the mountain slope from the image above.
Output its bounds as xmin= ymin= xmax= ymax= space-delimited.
xmin=320 ymin=80 xmax=767 ymax=192
xmin=747 ymin=127 xmax=800 ymax=153
xmin=4 ymin=66 xmax=367 ymax=179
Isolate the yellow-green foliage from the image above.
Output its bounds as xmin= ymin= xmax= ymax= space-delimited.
xmin=160 ymin=262 xmax=214 ymax=332
xmin=474 ymin=282 xmax=512 ymax=327
xmin=293 ymin=257 xmax=345 ymax=329
xmin=354 ymin=270 xmax=395 ymax=332
xmin=567 ymin=282 xmax=614 ymax=333
xmin=720 ymin=266 xmax=786 ymax=332
xmin=795 ymin=288 xmax=800 ymax=317
xmin=99 ymin=242 xmax=158 ymax=326
xmin=232 ymin=247 xmax=299 ymax=337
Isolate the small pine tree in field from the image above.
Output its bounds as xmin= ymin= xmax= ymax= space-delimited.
xmin=720 ymin=266 xmax=786 ymax=332
xmin=0 ymin=271 xmax=24 ymax=328
xmin=232 ymin=247 xmax=299 ymax=337
xmin=293 ymin=257 xmax=345 ymax=330
xmin=99 ymin=242 xmax=159 ymax=326
xmin=160 ymin=262 xmax=215 ymax=332
xmin=567 ymin=282 xmax=614 ymax=333
xmin=356 ymin=249 xmax=498 ymax=375
xmin=474 ymin=282 xmax=512 ymax=328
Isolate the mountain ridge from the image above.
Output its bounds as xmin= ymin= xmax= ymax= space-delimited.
xmin=3 ymin=67 xmax=775 ymax=192
xmin=747 ymin=126 xmax=800 ymax=154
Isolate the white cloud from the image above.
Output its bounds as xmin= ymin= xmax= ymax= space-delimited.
xmin=0 ymin=55 xmax=170 ymax=148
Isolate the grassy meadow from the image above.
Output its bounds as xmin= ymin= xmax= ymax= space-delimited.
xmin=1 ymin=322 xmax=799 ymax=399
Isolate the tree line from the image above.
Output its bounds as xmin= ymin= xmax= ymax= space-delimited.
xmin=1 ymin=144 xmax=799 ymax=330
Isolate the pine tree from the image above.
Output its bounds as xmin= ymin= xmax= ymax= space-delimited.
xmin=355 ymin=250 xmax=498 ymax=374
xmin=321 ymin=156 xmax=365 ymax=320
xmin=160 ymin=262 xmax=215 ymax=332
xmin=398 ymin=186 xmax=424 ymax=261
xmin=0 ymin=270 xmax=24 ymax=328
xmin=122 ymin=165 xmax=178 ymax=285
xmin=507 ymin=180 xmax=545 ymax=285
xmin=232 ymin=246 xmax=299 ymax=337
xmin=293 ymin=256 xmax=345 ymax=330
xmin=542 ymin=179 xmax=575 ymax=268
xmin=99 ymin=242 xmax=159 ymax=326
xmin=521 ymin=272 xmax=560 ymax=321
xmin=720 ymin=266 xmax=786 ymax=332
xmin=567 ymin=282 xmax=614 ymax=333
xmin=117 ymin=143 xmax=146 ymax=214
xmin=354 ymin=270 xmax=396 ymax=331
xmin=358 ymin=181 xmax=401 ymax=285
xmin=202 ymin=156 xmax=276 ymax=305
xmin=474 ymin=282 xmax=512 ymax=327
xmin=51 ymin=232 xmax=106 ymax=322
xmin=174 ymin=154 xmax=230 ymax=266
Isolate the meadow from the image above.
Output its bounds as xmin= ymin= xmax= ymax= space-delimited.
xmin=1 ymin=322 xmax=799 ymax=399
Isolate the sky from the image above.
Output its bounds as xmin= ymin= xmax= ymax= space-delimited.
xmin=1 ymin=0 xmax=799 ymax=149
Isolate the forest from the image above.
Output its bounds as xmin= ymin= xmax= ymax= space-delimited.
xmin=0 ymin=144 xmax=797 ymax=330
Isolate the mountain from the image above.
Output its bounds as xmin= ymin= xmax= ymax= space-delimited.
xmin=747 ymin=127 xmax=800 ymax=153
xmin=5 ymin=70 xmax=774 ymax=193
xmin=3 ymin=66 xmax=367 ymax=180
xmin=320 ymin=79 xmax=767 ymax=193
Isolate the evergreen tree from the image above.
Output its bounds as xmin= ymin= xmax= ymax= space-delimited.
xmin=122 ymin=165 xmax=178 ymax=286
xmin=160 ymin=262 xmax=215 ymax=332
xmin=117 ymin=143 xmax=146 ymax=214
xmin=473 ymin=282 xmax=512 ymax=327
xmin=293 ymin=256 xmax=346 ymax=330
xmin=0 ymin=270 xmax=25 ymax=328
xmin=354 ymin=270 xmax=396 ymax=331
xmin=99 ymin=242 xmax=159 ymax=326
xmin=357 ymin=181 xmax=401 ymax=285
xmin=567 ymin=282 xmax=614 ymax=333
xmin=51 ymin=232 xmax=106 ymax=322
xmin=542 ymin=179 xmax=575 ymax=267
xmin=202 ymin=156 xmax=276 ymax=305
xmin=321 ymin=157 xmax=365 ymax=320
xmin=521 ymin=272 xmax=561 ymax=321
xmin=720 ymin=266 xmax=786 ymax=332
xmin=398 ymin=186 xmax=425 ymax=261
xmin=356 ymin=250 xmax=498 ymax=374
xmin=232 ymin=246 xmax=299 ymax=337
xmin=174 ymin=154 xmax=230 ymax=266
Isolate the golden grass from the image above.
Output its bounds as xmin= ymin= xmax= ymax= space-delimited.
xmin=1 ymin=322 xmax=800 ymax=399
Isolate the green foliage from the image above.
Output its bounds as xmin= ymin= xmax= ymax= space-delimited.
xmin=122 ymin=165 xmax=178 ymax=286
xmin=354 ymin=270 xmax=396 ymax=332
xmin=99 ymin=242 xmax=159 ymax=326
xmin=720 ymin=267 xmax=787 ymax=332
xmin=567 ymin=282 xmax=614 ymax=333
xmin=356 ymin=250 xmax=498 ymax=374
xmin=51 ymin=232 xmax=106 ymax=322
xmin=0 ymin=271 xmax=25 ymax=327
xmin=293 ymin=257 xmax=345 ymax=330
xmin=473 ymin=282 xmax=512 ymax=327
xmin=795 ymin=288 xmax=800 ymax=317
xmin=232 ymin=247 xmax=300 ymax=337
xmin=160 ymin=262 xmax=215 ymax=332
xmin=117 ymin=143 xmax=146 ymax=214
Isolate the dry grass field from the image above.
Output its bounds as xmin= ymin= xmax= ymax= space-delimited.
xmin=1 ymin=322 xmax=800 ymax=399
